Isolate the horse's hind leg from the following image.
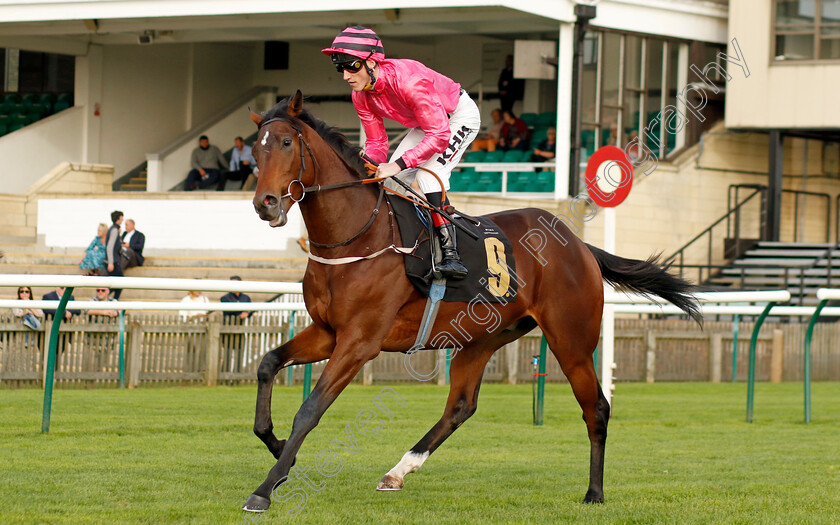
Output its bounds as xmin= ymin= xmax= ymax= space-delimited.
xmin=377 ymin=342 xmax=497 ymax=491
xmin=253 ymin=325 xmax=334 ymax=459
xmin=540 ymin=318 xmax=609 ymax=503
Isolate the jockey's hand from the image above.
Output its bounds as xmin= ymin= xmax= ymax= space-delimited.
xmin=375 ymin=162 xmax=402 ymax=179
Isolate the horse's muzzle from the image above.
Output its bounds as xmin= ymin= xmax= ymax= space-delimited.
xmin=253 ymin=193 xmax=287 ymax=228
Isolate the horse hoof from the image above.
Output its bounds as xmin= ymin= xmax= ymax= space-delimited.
xmin=582 ymin=489 xmax=604 ymax=504
xmin=242 ymin=494 xmax=271 ymax=512
xmin=376 ymin=474 xmax=404 ymax=491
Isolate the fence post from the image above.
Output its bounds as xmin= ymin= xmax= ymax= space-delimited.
xmin=710 ymin=333 xmax=723 ymax=383
xmin=363 ymin=361 xmax=373 ymax=385
xmin=41 ymin=287 xmax=73 ymax=433
xmin=645 ymin=331 xmax=656 ymax=383
xmin=770 ymin=329 xmax=784 ymax=383
xmin=206 ymin=318 xmax=221 ymax=387
xmin=118 ymin=311 xmax=126 ymax=388
xmin=534 ymin=336 xmax=547 ymax=426
xmin=286 ymin=313 xmax=296 ymax=387
xmin=731 ymin=314 xmax=740 ymax=382
xmin=506 ymin=340 xmax=519 ymax=385
xmin=42 ymin=319 xmax=53 ymax=386
xmin=747 ymin=302 xmax=776 ymax=423
xmin=802 ymin=299 xmax=826 ymax=423
xmin=436 ymin=350 xmax=447 ymax=386
xmin=127 ymin=321 xmax=144 ymax=389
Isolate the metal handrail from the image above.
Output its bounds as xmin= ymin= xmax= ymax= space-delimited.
xmin=666 ymin=188 xmax=764 ymax=277
xmin=791 ymin=241 xmax=840 ymax=305
xmin=728 ymin=184 xmax=831 ymax=243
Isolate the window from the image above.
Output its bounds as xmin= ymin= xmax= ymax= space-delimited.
xmin=580 ymin=30 xmax=696 ymax=166
xmin=774 ymin=0 xmax=840 ymax=60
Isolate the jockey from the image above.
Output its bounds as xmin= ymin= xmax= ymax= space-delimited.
xmin=322 ymin=26 xmax=480 ymax=280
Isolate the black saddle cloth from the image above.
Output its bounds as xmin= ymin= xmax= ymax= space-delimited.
xmin=388 ymin=194 xmax=518 ymax=304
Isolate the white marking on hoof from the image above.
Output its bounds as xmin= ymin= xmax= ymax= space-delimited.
xmin=379 ymin=450 xmax=429 ymax=491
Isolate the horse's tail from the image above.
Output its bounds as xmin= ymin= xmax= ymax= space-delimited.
xmin=586 ymin=244 xmax=702 ymax=325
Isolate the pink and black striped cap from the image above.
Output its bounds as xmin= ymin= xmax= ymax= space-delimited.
xmin=321 ymin=26 xmax=385 ymax=63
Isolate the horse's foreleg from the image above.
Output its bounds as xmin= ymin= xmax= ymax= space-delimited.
xmin=244 ymin=343 xmax=377 ymax=512
xmin=254 ymin=325 xmax=334 ymax=459
xmin=377 ymin=344 xmax=496 ymax=491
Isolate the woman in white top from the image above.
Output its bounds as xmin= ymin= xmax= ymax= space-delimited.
xmin=179 ymin=290 xmax=210 ymax=321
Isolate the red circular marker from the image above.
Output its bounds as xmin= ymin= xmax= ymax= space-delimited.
xmin=584 ymin=146 xmax=633 ymax=208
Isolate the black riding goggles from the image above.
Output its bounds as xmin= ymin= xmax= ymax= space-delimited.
xmin=334 ymin=60 xmax=365 ymax=74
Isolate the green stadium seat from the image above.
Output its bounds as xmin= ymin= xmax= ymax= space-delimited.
xmin=483 ymin=150 xmax=504 ymax=163
xmin=27 ymin=112 xmax=43 ymax=124
xmin=9 ymin=122 xmax=25 ymax=133
xmin=12 ymin=113 xmax=29 ymax=126
xmin=450 ymin=168 xmax=476 ymax=191
xmin=52 ymin=100 xmax=71 ymax=113
xmin=536 ymin=112 xmax=556 ymax=126
xmin=38 ymin=94 xmax=55 ymax=115
xmin=507 ymin=171 xmax=537 ymax=192
xmin=20 ymin=93 xmax=37 ymax=104
xmin=520 ymin=112 xmax=538 ymax=127
xmin=30 ymin=103 xmax=47 ymax=117
xmin=463 ymin=150 xmax=486 ymax=163
xmin=502 ymin=149 xmax=526 ymax=162
xmin=471 ymin=172 xmax=502 ymax=192
xmin=531 ymin=127 xmax=549 ymax=147
xmin=2 ymin=93 xmax=21 ymax=104
xmin=0 ymin=123 xmax=8 ymax=136
xmin=0 ymin=114 xmax=10 ymax=126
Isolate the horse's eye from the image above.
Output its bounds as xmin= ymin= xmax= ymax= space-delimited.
xmin=283 ymin=138 xmax=293 ymax=147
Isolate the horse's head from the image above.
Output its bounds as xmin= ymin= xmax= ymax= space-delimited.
xmin=250 ymin=90 xmax=310 ymax=228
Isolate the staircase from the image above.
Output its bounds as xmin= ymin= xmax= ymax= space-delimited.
xmin=705 ymin=241 xmax=840 ymax=305
xmin=114 ymin=161 xmax=148 ymax=191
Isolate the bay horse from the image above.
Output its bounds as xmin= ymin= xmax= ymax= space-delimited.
xmin=243 ymin=91 xmax=700 ymax=512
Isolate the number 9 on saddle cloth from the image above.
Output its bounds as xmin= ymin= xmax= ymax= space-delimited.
xmin=389 ymin=193 xmax=519 ymax=304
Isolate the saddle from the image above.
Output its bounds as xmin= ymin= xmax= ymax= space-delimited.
xmin=388 ymin=194 xmax=518 ymax=304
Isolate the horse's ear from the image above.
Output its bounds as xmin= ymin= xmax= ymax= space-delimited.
xmin=287 ymin=90 xmax=304 ymax=118
xmin=249 ymin=108 xmax=262 ymax=127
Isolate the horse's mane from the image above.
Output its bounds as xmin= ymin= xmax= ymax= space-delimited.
xmin=261 ymin=96 xmax=367 ymax=178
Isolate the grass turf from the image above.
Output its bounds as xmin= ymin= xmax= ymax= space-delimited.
xmin=1 ymin=382 xmax=839 ymax=524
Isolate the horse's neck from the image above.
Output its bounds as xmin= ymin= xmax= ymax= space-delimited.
xmin=299 ymin=141 xmax=385 ymax=251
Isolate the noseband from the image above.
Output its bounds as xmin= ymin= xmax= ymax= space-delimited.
xmin=257 ymin=116 xmax=385 ymax=249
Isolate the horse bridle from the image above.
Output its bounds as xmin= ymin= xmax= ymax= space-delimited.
xmin=257 ymin=116 xmax=385 ymax=249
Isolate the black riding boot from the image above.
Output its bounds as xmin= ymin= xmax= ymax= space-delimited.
xmin=435 ymin=223 xmax=468 ymax=280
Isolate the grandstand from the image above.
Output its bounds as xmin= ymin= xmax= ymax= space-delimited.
xmin=0 ymin=0 xmax=836 ymax=303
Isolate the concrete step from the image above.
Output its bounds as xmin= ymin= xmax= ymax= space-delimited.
xmin=755 ymin=241 xmax=833 ymax=249
xmin=0 ymin=261 xmax=304 ymax=281
xmin=742 ymin=249 xmax=828 ymax=258
xmin=0 ymin=252 xmax=306 ymax=270
xmin=0 ymin=225 xmax=37 ymax=238
xmin=2 ymin=286 xmax=288 ymax=304
xmin=722 ymin=267 xmax=840 ymax=276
